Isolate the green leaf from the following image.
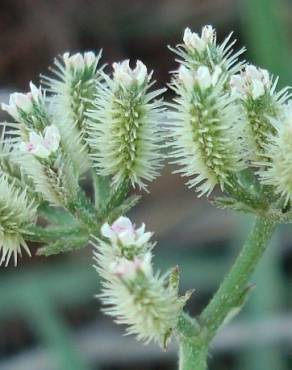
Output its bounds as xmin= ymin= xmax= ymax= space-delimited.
xmin=36 ymin=234 xmax=90 ymax=256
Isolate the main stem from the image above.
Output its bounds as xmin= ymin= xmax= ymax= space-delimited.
xmin=178 ymin=216 xmax=276 ymax=370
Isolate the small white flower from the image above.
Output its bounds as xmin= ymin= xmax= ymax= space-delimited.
xmin=101 ymin=216 xmax=152 ymax=247
xmin=230 ymin=75 xmax=246 ymax=95
xmin=63 ymin=52 xmax=85 ymax=70
xmin=29 ymin=82 xmax=42 ymax=101
xmin=201 ymin=25 xmax=215 ymax=43
xmin=183 ymin=27 xmax=205 ymax=52
xmin=197 ymin=66 xmax=212 ymax=90
xmin=2 ymin=93 xmax=32 ymax=119
xmin=43 ymin=125 xmax=61 ymax=152
xmin=113 ymin=60 xmax=148 ymax=87
xmin=20 ymin=125 xmax=60 ymax=159
xmin=63 ymin=51 xmax=97 ymax=69
xmin=178 ymin=66 xmax=195 ymax=90
xmin=178 ymin=65 xmax=221 ymax=91
xmin=230 ymin=65 xmax=271 ymax=100
xmin=183 ymin=26 xmax=214 ymax=52
xmin=2 ymin=83 xmax=42 ymax=120
xmin=84 ymin=51 xmax=96 ymax=66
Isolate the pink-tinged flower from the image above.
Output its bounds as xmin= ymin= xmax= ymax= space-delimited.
xmin=113 ymin=60 xmax=148 ymax=87
xmin=110 ymin=253 xmax=152 ymax=279
xmin=19 ymin=125 xmax=60 ymax=159
xmin=101 ymin=216 xmax=152 ymax=247
xmin=1 ymin=82 xmax=42 ymax=120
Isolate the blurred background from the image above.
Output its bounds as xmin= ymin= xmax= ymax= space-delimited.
xmin=1 ymin=0 xmax=292 ymax=369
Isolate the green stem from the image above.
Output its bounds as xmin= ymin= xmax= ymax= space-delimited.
xmin=177 ymin=313 xmax=207 ymax=370
xmin=200 ymin=216 xmax=275 ymax=340
xmin=179 ymin=340 xmax=208 ymax=370
xmin=178 ymin=217 xmax=275 ymax=370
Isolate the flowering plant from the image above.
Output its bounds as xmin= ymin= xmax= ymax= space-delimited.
xmin=1 ymin=25 xmax=292 ymax=370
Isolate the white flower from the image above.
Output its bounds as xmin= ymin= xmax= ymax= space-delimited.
xmin=183 ymin=26 xmax=214 ymax=52
xmin=197 ymin=66 xmax=213 ymax=90
xmin=183 ymin=27 xmax=205 ymax=51
xmin=178 ymin=65 xmax=221 ymax=91
xmin=20 ymin=125 xmax=60 ymax=159
xmin=2 ymin=93 xmax=32 ymax=119
xmin=178 ymin=66 xmax=195 ymax=90
xmin=43 ymin=125 xmax=61 ymax=152
xmin=63 ymin=51 xmax=97 ymax=70
xmin=101 ymin=216 xmax=152 ymax=247
xmin=113 ymin=60 xmax=148 ymax=87
xmin=84 ymin=51 xmax=96 ymax=66
xmin=230 ymin=65 xmax=271 ymax=99
xmin=201 ymin=25 xmax=215 ymax=43
xmin=1 ymin=83 xmax=42 ymax=120
xmin=63 ymin=52 xmax=85 ymax=70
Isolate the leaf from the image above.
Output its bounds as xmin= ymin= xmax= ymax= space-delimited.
xmin=36 ymin=234 xmax=89 ymax=256
xmin=212 ymin=196 xmax=256 ymax=214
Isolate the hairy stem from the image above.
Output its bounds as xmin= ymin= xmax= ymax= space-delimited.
xmin=179 ymin=340 xmax=208 ymax=370
xmin=200 ymin=217 xmax=275 ymax=340
xmin=178 ymin=216 xmax=275 ymax=370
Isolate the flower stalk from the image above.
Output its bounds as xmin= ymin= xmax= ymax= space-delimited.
xmin=176 ymin=217 xmax=276 ymax=369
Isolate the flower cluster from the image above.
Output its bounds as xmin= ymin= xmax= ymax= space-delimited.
xmin=2 ymin=82 xmax=78 ymax=208
xmin=87 ymin=60 xmax=164 ymax=190
xmin=93 ymin=216 xmax=190 ymax=346
xmin=42 ymin=51 xmax=102 ymax=174
xmin=230 ymin=65 xmax=288 ymax=163
xmin=172 ymin=25 xmax=244 ymax=79
xmin=169 ymin=25 xmax=292 ymax=206
xmin=2 ymin=82 xmax=49 ymax=132
xmin=169 ymin=28 xmax=245 ymax=195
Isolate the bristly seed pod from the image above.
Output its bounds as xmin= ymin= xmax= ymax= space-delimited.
xmin=93 ymin=216 xmax=190 ymax=346
xmin=230 ymin=65 xmax=289 ymax=163
xmin=87 ymin=60 xmax=164 ymax=190
xmin=169 ymin=64 xmax=245 ymax=196
xmin=42 ymin=51 xmax=102 ymax=174
xmin=0 ymin=175 xmax=37 ymax=266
